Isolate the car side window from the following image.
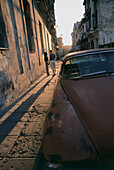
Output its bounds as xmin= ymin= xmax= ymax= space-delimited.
xmin=62 ymin=52 xmax=114 ymax=79
xmin=62 ymin=62 xmax=79 ymax=78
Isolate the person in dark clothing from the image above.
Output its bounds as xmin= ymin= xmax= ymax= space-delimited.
xmin=44 ymin=52 xmax=50 ymax=76
xmin=49 ymin=50 xmax=56 ymax=76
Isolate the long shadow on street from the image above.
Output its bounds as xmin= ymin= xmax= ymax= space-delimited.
xmin=0 ymin=76 xmax=54 ymax=144
xmin=0 ymin=76 xmax=47 ymax=118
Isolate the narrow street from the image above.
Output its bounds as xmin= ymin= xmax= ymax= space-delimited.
xmin=0 ymin=61 xmax=61 ymax=170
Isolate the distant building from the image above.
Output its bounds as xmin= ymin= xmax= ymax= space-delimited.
xmin=0 ymin=0 xmax=57 ymax=110
xmin=71 ymin=21 xmax=80 ymax=51
xmin=72 ymin=0 xmax=114 ymax=51
xmin=63 ymin=45 xmax=72 ymax=56
xmin=77 ymin=18 xmax=87 ymax=50
xmin=57 ymin=37 xmax=63 ymax=58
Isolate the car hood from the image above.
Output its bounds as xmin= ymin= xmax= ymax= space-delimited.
xmin=60 ymin=76 xmax=114 ymax=168
xmin=42 ymin=75 xmax=114 ymax=169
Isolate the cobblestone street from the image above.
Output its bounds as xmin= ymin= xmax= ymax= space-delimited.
xmin=0 ymin=61 xmax=61 ymax=170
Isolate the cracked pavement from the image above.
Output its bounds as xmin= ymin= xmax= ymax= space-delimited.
xmin=0 ymin=61 xmax=61 ymax=170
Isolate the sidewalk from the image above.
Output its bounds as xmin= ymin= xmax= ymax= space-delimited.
xmin=0 ymin=61 xmax=62 ymax=170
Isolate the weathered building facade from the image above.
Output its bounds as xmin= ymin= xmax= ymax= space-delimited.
xmin=0 ymin=0 xmax=57 ymax=111
xmin=71 ymin=21 xmax=80 ymax=52
xmin=72 ymin=0 xmax=114 ymax=51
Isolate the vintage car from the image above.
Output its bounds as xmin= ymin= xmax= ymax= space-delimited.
xmin=41 ymin=48 xmax=114 ymax=170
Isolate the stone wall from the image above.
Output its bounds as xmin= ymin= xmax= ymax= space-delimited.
xmin=0 ymin=0 xmax=53 ymax=111
xmin=0 ymin=49 xmax=14 ymax=109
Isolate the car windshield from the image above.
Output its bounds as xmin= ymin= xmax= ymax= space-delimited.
xmin=61 ymin=51 xmax=114 ymax=79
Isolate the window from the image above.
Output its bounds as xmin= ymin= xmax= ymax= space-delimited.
xmin=23 ymin=0 xmax=35 ymax=52
xmin=0 ymin=5 xmax=8 ymax=48
xmin=39 ymin=21 xmax=44 ymax=53
xmin=91 ymin=40 xmax=94 ymax=49
xmin=94 ymin=1 xmax=98 ymax=27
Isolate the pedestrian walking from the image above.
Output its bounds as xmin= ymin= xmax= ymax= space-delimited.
xmin=49 ymin=50 xmax=56 ymax=76
xmin=44 ymin=52 xmax=50 ymax=76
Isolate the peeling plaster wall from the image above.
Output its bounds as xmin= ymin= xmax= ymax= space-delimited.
xmin=98 ymin=0 xmax=114 ymax=46
xmin=77 ymin=0 xmax=114 ymax=50
xmin=0 ymin=0 xmax=52 ymax=111
xmin=0 ymin=49 xmax=14 ymax=109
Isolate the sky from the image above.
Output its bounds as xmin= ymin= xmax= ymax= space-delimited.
xmin=54 ymin=0 xmax=85 ymax=46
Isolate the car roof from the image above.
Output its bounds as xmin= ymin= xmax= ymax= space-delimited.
xmin=63 ymin=48 xmax=114 ymax=62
